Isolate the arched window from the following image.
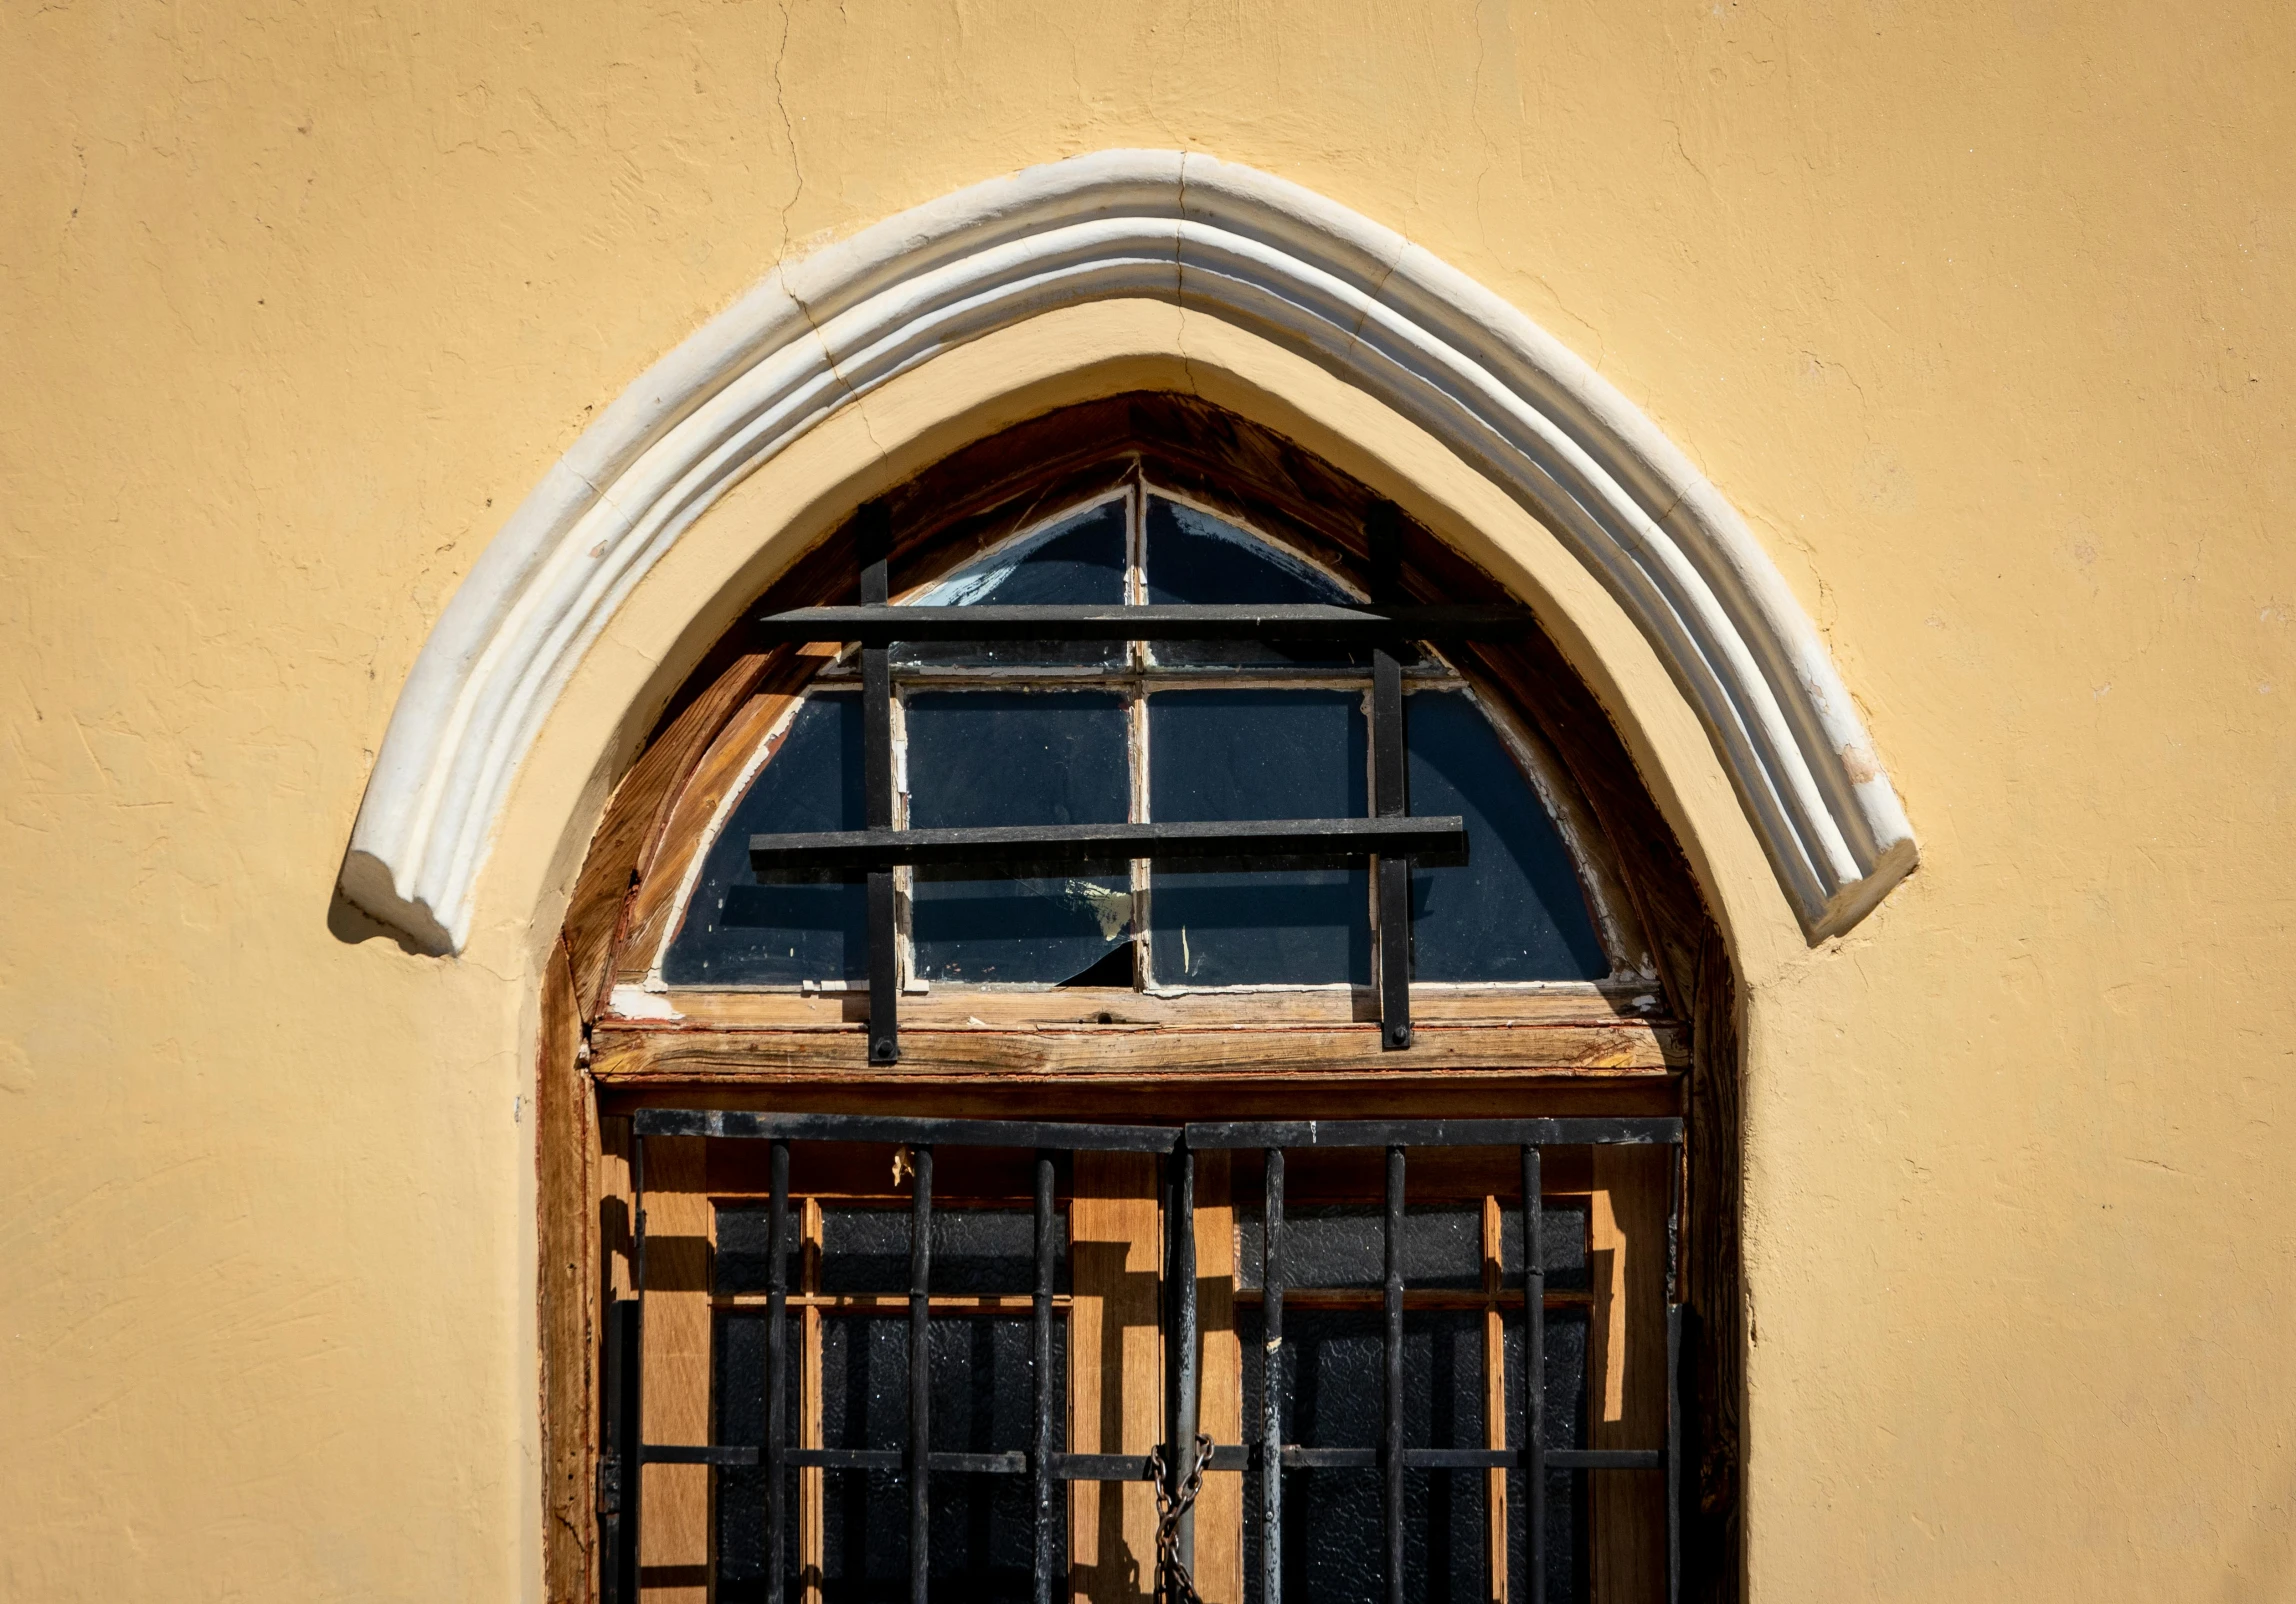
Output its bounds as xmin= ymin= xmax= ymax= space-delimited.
xmin=661 ymin=481 xmax=1621 ymax=1003
xmin=555 ymin=398 xmax=1726 ymax=1604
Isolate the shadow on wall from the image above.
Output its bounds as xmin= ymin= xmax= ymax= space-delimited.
xmin=327 ymin=882 xmax=432 ymax=956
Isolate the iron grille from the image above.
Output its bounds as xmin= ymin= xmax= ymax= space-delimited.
xmin=599 ymin=1110 xmax=1689 ymax=1604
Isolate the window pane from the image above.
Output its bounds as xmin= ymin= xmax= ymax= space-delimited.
xmin=1148 ymin=689 xmax=1368 ymax=986
xmin=1405 ymin=690 xmax=1608 ymax=980
xmin=1234 ymin=1204 xmax=1482 ymax=1290
xmin=906 ymin=690 xmax=1132 ymax=984
xmin=895 ymin=498 xmax=1127 ymax=669
xmin=1141 ymin=495 xmax=1366 ymax=668
xmin=1239 ymin=1307 xmax=1490 ymax=1604
xmin=714 ymin=1312 xmax=1060 ymax=1604
xmin=664 ymin=692 xmax=866 ymax=987
xmin=1506 ymin=1307 xmax=1592 ymax=1603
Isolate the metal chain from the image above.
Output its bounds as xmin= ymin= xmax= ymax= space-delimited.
xmin=1147 ymin=1432 xmax=1215 ymax=1604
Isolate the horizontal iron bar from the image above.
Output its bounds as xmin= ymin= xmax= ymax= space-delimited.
xmin=790 ymin=1448 xmax=901 ymax=1471
xmin=1548 ymin=1449 xmax=1664 ymax=1471
xmin=1183 ymin=1117 xmax=1684 ymax=1150
xmin=1256 ymin=1445 xmax=1665 ymax=1472
xmin=642 ymin=1441 xmax=1662 ymax=1475
xmin=749 ymin=816 xmax=1467 ymax=875
xmin=1283 ymin=1446 xmax=1375 ymax=1469
xmin=642 ymin=1443 xmax=758 ymax=1467
xmin=752 ymin=603 xmax=1540 ymax=643
xmin=1404 ymin=1448 xmax=1516 ymax=1470
xmin=1054 ymin=1454 xmax=1156 ymax=1482
xmin=633 ymin=1109 xmax=1181 ymax=1153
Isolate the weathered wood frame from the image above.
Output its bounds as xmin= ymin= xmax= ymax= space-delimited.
xmin=537 ymin=394 xmax=1743 ymax=1604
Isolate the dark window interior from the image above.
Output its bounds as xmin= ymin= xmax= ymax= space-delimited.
xmin=664 ymin=487 xmax=1609 ymax=992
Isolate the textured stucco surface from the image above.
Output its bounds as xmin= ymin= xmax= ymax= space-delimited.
xmin=4 ymin=3 xmax=2293 ymax=1599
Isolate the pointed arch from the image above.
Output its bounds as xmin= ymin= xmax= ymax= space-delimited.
xmin=340 ymin=149 xmax=1914 ymax=953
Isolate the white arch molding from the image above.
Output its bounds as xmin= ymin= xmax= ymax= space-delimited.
xmin=339 ymin=149 xmax=1917 ymax=955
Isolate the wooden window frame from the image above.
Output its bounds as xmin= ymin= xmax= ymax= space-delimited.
xmin=536 ymin=395 xmax=1745 ymax=1604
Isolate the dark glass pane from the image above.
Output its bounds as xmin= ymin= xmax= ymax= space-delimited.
xmin=1141 ymin=496 xmax=1366 ymax=668
xmin=1235 ymin=1205 xmax=1482 ymax=1291
xmin=1406 ymin=690 xmax=1608 ymax=980
xmin=715 ymin=1304 xmax=1065 ymax=1603
xmin=1498 ymin=1197 xmax=1592 ymax=1293
xmin=1239 ymin=1307 xmax=1488 ymax=1604
xmin=665 ymin=692 xmax=866 ymax=986
xmin=715 ymin=1203 xmax=803 ymax=1296
xmin=906 ymin=691 xmax=1132 ymax=984
xmin=1505 ymin=1308 xmax=1591 ymax=1603
xmin=895 ymin=499 xmax=1127 ymax=669
xmin=810 ymin=1205 xmax=1068 ymax=1296
xmin=1148 ymin=690 xmax=1368 ymax=986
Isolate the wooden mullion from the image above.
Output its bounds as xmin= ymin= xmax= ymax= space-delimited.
xmin=799 ymin=1197 xmax=823 ymax=1604
xmin=1484 ymin=1193 xmax=1509 ymax=1604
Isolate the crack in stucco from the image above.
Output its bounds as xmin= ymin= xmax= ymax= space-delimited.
xmin=769 ymin=1 xmax=807 ymax=263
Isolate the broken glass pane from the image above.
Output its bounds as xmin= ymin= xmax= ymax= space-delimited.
xmin=1141 ymin=495 xmax=1367 ymax=668
xmin=894 ymin=497 xmax=1127 ymax=669
xmin=906 ymin=691 xmax=1132 ymax=984
xmin=1406 ymin=690 xmax=1608 ymax=980
xmin=663 ymin=692 xmax=867 ymax=987
xmin=1148 ymin=689 xmax=1368 ymax=986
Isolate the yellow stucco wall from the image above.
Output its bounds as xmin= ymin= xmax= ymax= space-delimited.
xmin=5 ymin=2 xmax=2293 ymax=1598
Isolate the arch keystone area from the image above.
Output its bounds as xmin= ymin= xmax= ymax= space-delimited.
xmin=339 ymin=148 xmax=1917 ymax=955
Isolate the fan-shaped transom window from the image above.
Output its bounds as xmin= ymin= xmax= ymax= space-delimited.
xmin=663 ymin=485 xmax=1617 ymax=995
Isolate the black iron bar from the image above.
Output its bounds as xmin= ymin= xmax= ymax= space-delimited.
xmin=603 ymin=1297 xmax=643 ymax=1604
xmin=1383 ymin=1145 xmax=1406 ymax=1604
xmin=1054 ymin=1453 xmax=1160 ymax=1481
xmin=647 ymin=1443 xmax=766 ymax=1466
xmin=638 ymin=1444 xmax=1312 ymax=1478
xmin=1262 ymin=1147 xmax=1284 ymax=1604
xmin=1372 ymin=660 xmax=1412 ymax=1052
xmin=1033 ymin=1151 xmax=1057 ymax=1604
xmin=627 ymin=1133 xmax=648 ymax=1604
xmin=1667 ymin=1305 xmax=1684 ymax=1604
xmin=1185 ymin=1117 xmax=1683 ymax=1151
xmin=751 ymin=602 xmax=1545 ymax=644
xmin=1256 ymin=1446 xmax=1657 ymax=1472
xmin=765 ymin=1139 xmax=790 ymax=1604
xmin=1523 ymin=1144 xmax=1547 ymax=1604
xmin=633 ymin=1110 xmax=1184 ymax=1152
xmin=751 ymin=815 xmax=1467 ymax=876
xmin=1546 ymin=1449 xmax=1664 ymax=1471
xmin=1368 ymin=501 xmax=1413 ymax=1053
xmin=908 ymin=1142 xmax=933 ymax=1604
xmin=1167 ymin=1141 xmax=1199 ymax=1599
xmin=1667 ymin=1140 xmax=1684 ymax=1604
xmin=859 ymin=502 xmax=900 ymax=1066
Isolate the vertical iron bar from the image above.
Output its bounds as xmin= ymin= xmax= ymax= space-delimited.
xmin=1168 ymin=1141 xmax=1199 ymax=1597
xmin=860 ymin=501 xmax=901 ymax=1065
xmin=1033 ymin=1151 xmax=1057 ymax=1604
xmin=1262 ymin=1147 xmax=1285 ymax=1604
xmin=1666 ymin=1140 xmax=1684 ymax=1604
xmin=908 ymin=1143 xmax=934 ymax=1604
xmin=1368 ymin=501 xmax=1411 ymax=1050
xmin=1521 ymin=1145 xmax=1546 ymax=1604
xmin=1667 ymin=1305 xmax=1683 ymax=1604
xmin=603 ymin=1296 xmax=643 ymax=1604
xmin=1383 ymin=1144 xmax=1406 ymax=1604
xmin=626 ymin=1134 xmax=649 ymax=1604
xmin=766 ymin=1139 xmax=791 ymax=1604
